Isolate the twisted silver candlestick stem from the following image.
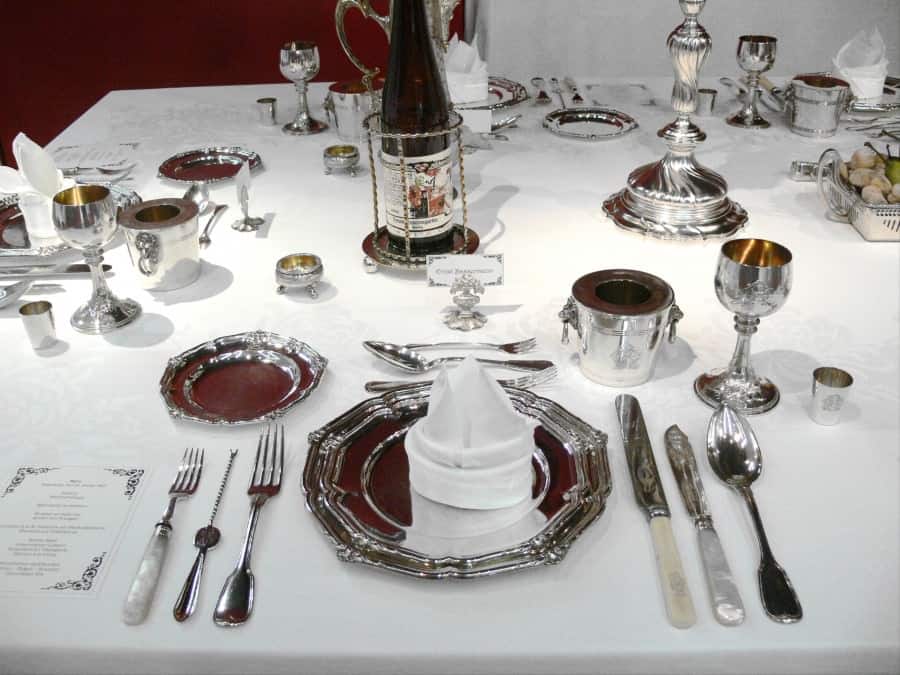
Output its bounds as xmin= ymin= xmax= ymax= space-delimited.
xmin=603 ymin=0 xmax=747 ymax=240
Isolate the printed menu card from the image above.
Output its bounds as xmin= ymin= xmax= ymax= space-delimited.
xmin=0 ymin=465 xmax=147 ymax=596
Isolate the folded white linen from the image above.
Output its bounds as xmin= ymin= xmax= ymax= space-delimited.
xmin=834 ymin=27 xmax=889 ymax=101
xmin=445 ymin=35 xmax=488 ymax=105
xmin=12 ymin=133 xmax=65 ymax=198
xmin=405 ymin=356 xmax=537 ymax=510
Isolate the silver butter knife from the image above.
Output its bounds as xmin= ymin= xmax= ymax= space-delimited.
xmin=616 ymin=395 xmax=696 ymax=629
xmin=665 ymin=425 xmax=745 ymax=626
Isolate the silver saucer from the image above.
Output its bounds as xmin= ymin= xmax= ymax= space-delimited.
xmin=543 ymin=107 xmax=638 ymax=141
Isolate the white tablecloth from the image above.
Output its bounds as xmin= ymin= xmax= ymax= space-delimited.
xmin=1 ymin=80 xmax=898 ymax=675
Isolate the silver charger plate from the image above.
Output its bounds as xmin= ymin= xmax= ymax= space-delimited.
xmin=0 ymin=186 xmax=141 ymax=258
xmin=157 ymin=146 xmax=263 ymax=184
xmin=455 ymin=76 xmax=529 ymax=111
xmin=848 ymin=75 xmax=900 ymax=114
xmin=303 ymin=385 xmax=611 ymax=579
xmin=543 ymin=107 xmax=639 ymax=141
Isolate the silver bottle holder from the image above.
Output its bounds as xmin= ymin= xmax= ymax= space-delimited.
xmin=559 ymin=269 xmax=683 ymax=387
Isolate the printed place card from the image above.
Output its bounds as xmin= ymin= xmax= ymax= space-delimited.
xmin=0 ymin=465 xmax=147 ymax=596
xmin=426 ymin=253 xmax=504 ymax=287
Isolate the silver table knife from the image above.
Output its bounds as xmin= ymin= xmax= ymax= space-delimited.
xmin=665 ymin=425 xmax=745 ymax=626
xmin=616 ymin=395 xmax=696 ymax=629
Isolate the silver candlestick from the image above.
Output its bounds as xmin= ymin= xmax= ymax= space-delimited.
xmin=603 ymin=0 xmax=747 ymax=240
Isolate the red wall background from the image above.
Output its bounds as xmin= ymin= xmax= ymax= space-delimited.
xmin=2 ymin=0 xmax=463 ymax=166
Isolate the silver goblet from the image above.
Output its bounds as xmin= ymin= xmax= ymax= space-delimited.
xmin=726 ymin=35 xmax=777 ymax=129
xmin=694 ymin=238 xmax=792 ymax=414
xmin=280 ymin=40 xmax=328 ymax=135
xmin=52 ymin=185 xmax=141 ymax=334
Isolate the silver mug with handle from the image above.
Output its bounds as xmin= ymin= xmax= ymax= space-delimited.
xmin=559 ymin=269 xmax=683 ymax=387
xmin=119 ymin=198 xmax=200 ymax=291
xmin=323 ymin=79 xmax=384 ymax=144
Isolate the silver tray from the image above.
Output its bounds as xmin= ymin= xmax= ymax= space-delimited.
xmin=158 ymin=146 xmax=263 ymax=184
xmin=0 ymin=186 xmax=141 ymax=258
xmin=455 ymin=76 xmax=529 ymax=111
xmin=543 ymin=107 xmax=638 ymax=141
xmin=160 ymin=330 xmax=327 ymax=425
xmin=303 ymin=385 xmax=610 ymax=579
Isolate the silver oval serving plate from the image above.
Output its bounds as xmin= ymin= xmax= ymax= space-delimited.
xmin=160 ymin=330 xmax=326 ymax=425
xmin=158 ymin=146 xmax=263 ymax=184
xmin=303 ymin=385 xmax=611 ymax=579
xmin=455 ymin=76 xmax=529 ymax=111
xmin=543 ymin=107 xmax=638 ymax=141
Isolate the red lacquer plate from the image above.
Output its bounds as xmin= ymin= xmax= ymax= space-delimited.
xmin=303 ymin=386 xmax=610 ymax=579
xmin=160 ymin=331 xmax=326 ymax=425
xmin=157 ymin=146 xmax=263 ymax=184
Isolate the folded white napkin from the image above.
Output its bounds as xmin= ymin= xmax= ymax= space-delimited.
xmin=405 ymin=356 xmax=537 ymax=510
xmin=834 ymin=27 xmax=889 ymax=101
xmin=445 ymin=35 xmax=488 ymax=105
xmin=12 ymin=133 xmax=65 ymax=198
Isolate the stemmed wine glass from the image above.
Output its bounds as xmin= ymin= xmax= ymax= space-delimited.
xmin=280 ymin=40 xmax=328 ymax=135
xmin=726 ymin=35 xmax=777 ymax=129
xmin=694 ymin=238 xmax=792 ymax=414
xmin=52 ymin=185 xmax=141 ymax=334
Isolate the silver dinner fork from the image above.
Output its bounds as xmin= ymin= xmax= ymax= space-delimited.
xmin=364 ymin=365 xmax=558 ymax=394
xmin=122 ymin=447 xmax=204 ymax=625
xmin=214 ymin=426 xmax=284 ymax=627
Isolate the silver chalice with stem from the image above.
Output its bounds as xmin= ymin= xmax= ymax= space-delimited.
xmin=52 ymin=185 xmax=141 ymax=334
xmin=694 ymin=238 xmax=792 ymax=414
xmin=726 ymin=35 xmax=777 ymax=129
xmin=280 ymin=40 xmax=328 ymax=135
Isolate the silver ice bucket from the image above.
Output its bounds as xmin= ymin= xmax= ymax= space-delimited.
xmin=559 ymin=269 xmax=683 ymax=387
xmin=119 ymin=198 xmax=200 ymax=291
xmin=323 ymin=79 xmax=383 ymax=144
xmin=786 ymin=74 xmax=850 ymax=138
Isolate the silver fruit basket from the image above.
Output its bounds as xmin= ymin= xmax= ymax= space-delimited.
xmin=815 ymin=148 xmax=900 ymax=242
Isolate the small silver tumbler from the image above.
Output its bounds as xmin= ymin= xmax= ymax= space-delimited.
xmin=19 ymin=300 xmax=56 ymax=350
xmin=811 ymin=367 xmax=853 ymax=426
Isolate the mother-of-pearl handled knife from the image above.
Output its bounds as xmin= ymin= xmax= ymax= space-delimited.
xmin=665 ymin=425 xmax=745 ymax=626
xmin=616 ymin=395 xmax=696 ymax=629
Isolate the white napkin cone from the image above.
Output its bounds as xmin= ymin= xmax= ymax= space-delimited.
xmin=12 ymin=133 xmax=65 ymax=198
xmin=445 ymin=34 xmax=489 ymax=104
xmin=405 ymin=356 xmax=537 ymax=510
xmin=834 ymin=27 xmax=889 ymax=101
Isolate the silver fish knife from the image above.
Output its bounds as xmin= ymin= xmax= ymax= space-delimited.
xmin=665 ymin=425 xmax=745 ymax=626
xmin=616 ymin=395 xmax=696 ymax=629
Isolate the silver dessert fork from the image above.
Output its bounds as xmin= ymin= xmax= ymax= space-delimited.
xmin=214 ymin=426 xmax=284 ymax=627
xmin=122 ymin=447 xmax=204 ymax=625
xmin=365 ymin=365 xmax=558 ymax=394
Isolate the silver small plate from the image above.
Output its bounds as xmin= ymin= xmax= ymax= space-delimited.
xmin=455 ymin=76 xmax=529 ymax=111
xmin=158 ymin=146 xmax=263 ymax=184
xmin=160 ymin=330 xmax=326 ymax=425
xmin=543 ymin=107 xmax=638 ymax=141
xmin=303 ymin=385 xmax=610 ymax=579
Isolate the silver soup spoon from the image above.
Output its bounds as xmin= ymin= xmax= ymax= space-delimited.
xmin=707 ymin=403 xmax=802 ymax=623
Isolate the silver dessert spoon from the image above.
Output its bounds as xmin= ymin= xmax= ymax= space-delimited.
xmin=363 ymin=341 xmax=553 ymax=374
xmin=707 ymin=403 xmax=802 ymax=623
xmin=199 ymin=204 xmax=228 ymax=249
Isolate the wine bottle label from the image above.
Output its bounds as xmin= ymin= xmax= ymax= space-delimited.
xmin=381 ymin=148 xmax=453 ymax=240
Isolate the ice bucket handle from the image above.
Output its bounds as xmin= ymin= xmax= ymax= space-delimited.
xmin=134 ymin=232 xmax=160 ymax=277
xmin=667 ymin=303 xmax=684 ymax=344
xmin=559 ymin=297 xmax=579 ymax=345
xmin=816 ymin=148 xmax=853 ymax=220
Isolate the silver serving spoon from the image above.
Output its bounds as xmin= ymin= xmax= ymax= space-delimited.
xmin=199 ymin=204 xmax=228 ymax=249
xmin=183 ymin=182 xmax=210 ymax=215
xmin=363 ymin=341 xmax=553 ymax=374
xmin=707 ymin=404 xmax=803 ymax=624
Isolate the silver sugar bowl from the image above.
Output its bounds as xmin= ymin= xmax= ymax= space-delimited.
xmin=276 ymin=253 xmax=323 ymax=298
xmin=559 ymin=269 xmax=683 ymax=387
